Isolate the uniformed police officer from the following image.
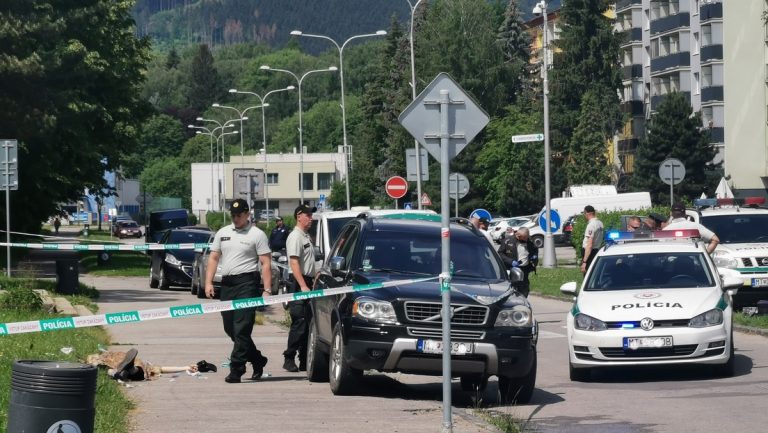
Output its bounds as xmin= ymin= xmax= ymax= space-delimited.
xmin=580 ymin=205 xmax=604 ymax=274
xmin=497 ymin=226 xmax=538 ymax=297
xmin=205 ymin=199 xmax=272 ymax=383
xmin=269 ymin=216 xmax=290 ymax=252
xmin=282 ymin=204 xmax=316 ymax=373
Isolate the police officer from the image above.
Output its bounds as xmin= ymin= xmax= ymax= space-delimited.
xmin=580 ymin=205 xmax=604 ymax=274
xmin=664 ymin=202 xmax=720 ymax=253
xmin=269 ymin=216 xmax=290 ymax=252
xmin=497 ymin=226 xmax=538 ymax=297
xmin=282 ymin=204 xmax=316 ymax=372
xmin=205 ymin=199 xmax=272 ymax=383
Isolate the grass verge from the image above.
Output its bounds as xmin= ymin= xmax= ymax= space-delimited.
xmin=80 ymin=252 xmax=150 ymax=277
xmin=0 ymin=288 xmax=132 ymax=432
xmin=475 ymin=409 xmax=522 ymax=433
xmin=529 ymin=267 xmax=584 ymax=299
xmin=734 ymin=312 xmax=768 ymax=329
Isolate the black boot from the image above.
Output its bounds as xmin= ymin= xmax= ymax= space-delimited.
xmin=225 ymin=365 xmax=246 ymax=383
xmin=250 ymin=356 xmax=268 ymax=380
xmin=282 ymin=357 xmax=299 ymax=373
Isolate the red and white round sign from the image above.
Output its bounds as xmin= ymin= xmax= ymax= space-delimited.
xmin=385 ymin=176 xmax=409 ymax=199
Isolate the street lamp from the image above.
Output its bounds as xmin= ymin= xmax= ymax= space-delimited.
xmin=188 ymin=124 xmax=216 ymax=211
xmin=533 ymin=1 xmax=556 ymax=268
xmin=196 ymin=117 xmax=239 ymax=218
xmin=290 ymin=29 xmax=386 ymax=210
xmin=259 ymin=64 xmax=338 ymax=204
xmin=406 ymin=0 xmax=425 ymax=209
xmin=229 ymin=85 xmax=295 ymax=223
xmin=212 ymin=103 xmax=258 ymax=168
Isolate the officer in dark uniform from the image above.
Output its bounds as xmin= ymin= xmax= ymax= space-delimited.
xmin=269 ymin=216 xmax=290 ymax=252
xmin=205 ymin=199 xmax=272 ymax=383
xmin=497 ymin=226 xmax=538 ymax=297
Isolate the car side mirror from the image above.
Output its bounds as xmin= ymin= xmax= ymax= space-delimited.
xmin=560 ymin=281 xmax=578 ymax=295
xmin=278 ymin=255 xmax=288 ymax=264
xmin=329 ymin=256 xmax=346 ymax=276
xmin=721 ymin=276 xmax=742 ymax=295
xmin=508 ymin=267 xmax=524 ymax=283
xmin=271 ymin=251 xmax=281 ymax=259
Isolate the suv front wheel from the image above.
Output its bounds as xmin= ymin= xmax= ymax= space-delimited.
xmin=497 ymin=352 xmax=537 ymax=404
xmin=329 ymin=322 xmax=361 ymax=395
xmin=306 ymin=317 xmax=329 ymax=382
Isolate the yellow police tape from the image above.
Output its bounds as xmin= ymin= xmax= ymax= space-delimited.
xmin=0 ymin=276 xmax=439 ymax=336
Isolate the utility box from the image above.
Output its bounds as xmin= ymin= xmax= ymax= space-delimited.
xmin=7 ymin=360 xmax=97 ymax=433
xmin=55 ymin=259 xmax=79 ymax=295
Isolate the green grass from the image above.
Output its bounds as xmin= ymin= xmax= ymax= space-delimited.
xmin=80 ymin=252 xmax=150 ymax=277
xmin=734 ymin=312 xmax=768 ymax=329
xmin=0 ymin=300 xmax=132 ymax=432
xmin=475 ymin=409 xmax=522 ymax=433
xmin=529 ymin=267 xmax=584 ymax=299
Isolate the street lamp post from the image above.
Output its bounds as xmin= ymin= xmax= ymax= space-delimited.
xmin=229 ymin=85 xmax=295 ymax=224
xmin=188 ymin=124 xmax=216 ymax=211
xmin=406 ymin=0 xmax=425 ymax=209
xmin=259 ymin=65 xmax=337 ymax=205
xmin=196 ymin=117 xmax=239 ymax=220
xmin=290 ymin=30 xmax=386 ymax=210
xmin=211 ymin=104 xmax=256 ymax=168
xmin=534 ymin=1 xmax=556 ymax=268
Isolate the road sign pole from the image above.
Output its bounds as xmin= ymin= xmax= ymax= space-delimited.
xmin=4 ymin=141 xmax=10 ymax=277
xmin=670 ymin=165 xmax=675 ymax=207
xmin=454 ymin=176 xmax=458 ymax=218
xmin=438 ymin=89 xmax=453 ymax=432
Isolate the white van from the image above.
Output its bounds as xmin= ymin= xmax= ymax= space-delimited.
xmin=527 ymin=192 xmax=652 ymax=247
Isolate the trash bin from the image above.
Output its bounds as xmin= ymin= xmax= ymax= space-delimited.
xmin=82 ymin=224 xmax=90 ymax=237
xmin=55 ymin=259 xmax=79 ymax=295
xmin=7 ymin=360 xmax=97 ymax=433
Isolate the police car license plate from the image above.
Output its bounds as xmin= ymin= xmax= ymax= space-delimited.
xmin=417 ymin=339 xmax=474 ymax=355
xmin=624 ymin=336 xmax=673 ymax=350
xmin=751 ymin=277 xmax=768 ymax=287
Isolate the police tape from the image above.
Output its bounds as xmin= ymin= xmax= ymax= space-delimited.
xmin=0 ymin=276 xmax=439 ymax=336
xmin=0 ymin=241 xmax=208 ymax=251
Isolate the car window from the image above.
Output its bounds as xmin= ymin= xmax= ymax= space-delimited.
xmin=585 ymin=252 xmax=715 ymax=291
xmin=700 ymin=214 xmax=768 ymax=243
xmin=167 ymin=231 xmax=211 ymax=244
xmin=328 ymin=224 xmax=359 ymax=270
xmin=358 ymin=231 xmax=505 ymax=279
xmin=327 ymin=217 xmax=354 ymax=246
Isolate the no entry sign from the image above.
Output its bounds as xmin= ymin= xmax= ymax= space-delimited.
xmin=385 ymin=176 xmax=408 ymax=199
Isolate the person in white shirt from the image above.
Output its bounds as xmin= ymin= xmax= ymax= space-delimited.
xmin=664 ymin=202 xmax=720 ymax=254
xmin=580 ymin=205 xmax=604 ymax=274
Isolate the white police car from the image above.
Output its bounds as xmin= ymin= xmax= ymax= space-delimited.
xmin=688 ymin=198 xmax=768 ymax=308
xmin=560 ymin=229 xmax=743 ymax=381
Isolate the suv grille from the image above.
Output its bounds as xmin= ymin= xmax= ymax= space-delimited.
xmin=742 ymin=258 xmax=753 ymax=267
xmin=404 ymin=302 xmax=488 ymax=326
xmin=407 ymin=327 xmax=486 ymax=340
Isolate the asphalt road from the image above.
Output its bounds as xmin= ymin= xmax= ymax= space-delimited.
xmin=86 ymin=274 xmax=768 ymax=433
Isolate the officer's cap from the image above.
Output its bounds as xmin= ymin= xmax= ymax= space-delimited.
xmin=229 ymin=199 xmax=249 ymax=214
xmin=294 ymin=204 xmax=317 ymax=218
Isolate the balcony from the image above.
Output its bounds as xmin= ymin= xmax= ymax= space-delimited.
xmin=700 ymin=45 xmax=723 ymax=62
xmin=617 ymin=138 xmax=639 ymax=153
xmin=700 ymin=2 xmax=723 ymax=22
xmin=650 ymin=13 xmax=690 ymax=35
xmin=651 ymin=92 xmax=691 ymax=111
xmin=620 ymin=28 xmax=643 ymax=45
xmin=708 ymin=127 xmax=724 ymax=143
xmin=650 ymin=52 xmax=690 ymax=73
xmin=616 ymin=0 xmax=642 ymax=12
xmin=621 ymin=100 xmax=645 ymax=116
xmin=701 ymin=86 xmax=724 ymax=103
xmin=622 ymin=64 xmax=643 ymax=80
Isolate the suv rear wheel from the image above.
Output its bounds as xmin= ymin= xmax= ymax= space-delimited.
xmin=306 ymin=317 xmax=329 ymax=382
xmin=329 ymin=322 xmax=361 ymax=395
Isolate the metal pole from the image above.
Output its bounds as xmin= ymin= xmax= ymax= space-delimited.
xmin=439 ymin=89 xmax=453 ymax=432
xmin=209 ymin=134 xmax=214 ymax=212
xmin=409 ymin=0 xmax=424 ymax=210
xmin=262 ymin=104 xmax=270 ymax=224
xmin=239 ymin=115 xmax=244 ymax=167
xmin=298 ymin=79 xmax=304 ymax=204
xmin=454 ymin=176 xmax=458 ymax=218
xmin=339 ymin=47 xmax=351 ymax=210
xmin=670 ymin=166 xmax=674 ymax=207
xmin=5 ymin=141 xmax=10 ymax=277
xmin=541 ymin=3 xmax=557 ymax=268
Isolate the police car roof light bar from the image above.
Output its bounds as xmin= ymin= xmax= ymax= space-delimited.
xmin=693 ymin=197 xmax=765 ymax=209
xmin=605 ymin=229 xmax=701 ymax=243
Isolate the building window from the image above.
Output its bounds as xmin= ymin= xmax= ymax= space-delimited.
xmin=693 ymin=32 xmax=699 ymax=55
xmin=702 ymin=65 xmax=712 ymax=88
xmin=300 ymin=173 xmax=313 ymax=191
xmin=701 ymin=106 xmax=713 ymax=126
xmin=317 ymin=173 xmax=335 ymax=190
xmin=266 ymin=173 xmax=278 ymax=185
xmin=669 ymin=0 xmax=679 ymax=15
xmin=702 ymin=24 xmax=712 ymax=47
xmin=693 ymin=72 xmax=700 ymax=94
xmin=623 ymin=48 xmax=633 ymax=65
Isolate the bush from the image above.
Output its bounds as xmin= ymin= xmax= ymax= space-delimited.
xmin=0 ymin=285 xmax=43 ymax=311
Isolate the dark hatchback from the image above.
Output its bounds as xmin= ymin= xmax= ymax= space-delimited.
xmin=150 ymin=228 xmax=212 ymax=289
xmin=306 ymin=214 xmax=538 ymax=404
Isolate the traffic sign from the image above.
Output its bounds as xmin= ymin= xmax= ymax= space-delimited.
xmin=470 ymin=209 xmax=492 ymax=221
xmin=398 ymin=73 xmax=490 ymax=163
xmin=385 ymin=176 xmax=408 ymax=199
xmin=404 ymin=202 xmax=412 ymax=210
xmin=406 ymin=148 xmax=430 ymax=181
xmin=658 ymin=158 xmax=685 ymax=186
xmin=512 ymin=133 xmax=544 ymax=143
xmin=449 ymin=173 xmax=470 ymax=199
xmin=420 ymin=193 xmax=432 ymax=206
xmin=539 ymin=209 xmax=561 ymax=232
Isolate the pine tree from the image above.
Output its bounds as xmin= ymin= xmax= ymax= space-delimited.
xmin=187 ymin=44 xmax=221 ymax=113
xmin=566 ymin=89 xmax=614 ymax=184
xmin=165 ymin=48 xmax=180 ymax=69
xmin=497 ymin=0 xmax=532 ymax=102
xmin=630 ymin=92 xmax=720 ymax=204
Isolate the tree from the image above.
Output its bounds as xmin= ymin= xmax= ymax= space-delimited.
xmin=497 ymin=0 xmax=533 ymax=102
xmin=565 ymin=89 xmax=614 ymax=185
xmin=186 ymin=44 xmax=221 ymax=113
xmin=165 ymin=48 xmax=180 ymax=69
xmin=139 ymin=157 xmax=191 ymax=209
xmin=0 ymin=0 xmax=150 ymax=233
xmin=122 ymin=114 xmax=186 ymax=177
xmin=630 ymin=92 xmax=720 ymax=204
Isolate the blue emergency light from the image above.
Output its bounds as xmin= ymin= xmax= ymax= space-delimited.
xmin=605 ymin=229 xmax=700 ymax=243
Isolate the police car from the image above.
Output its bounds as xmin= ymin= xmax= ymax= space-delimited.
xmin=560 ymin=229 xmax=743 ymax=381
xmin=688 ymin=198 xmax=768 ymax=308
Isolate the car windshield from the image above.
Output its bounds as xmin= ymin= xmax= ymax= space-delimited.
xmin=120 ymin=222 xmax=138 ymax=228
xmin=585 ymin=252 xmax=715 ymax=291
xmin=168 ymin=231 xmax=211 ymax=244
xmin=358 ymin=231 xmax=505 ymax=280
xmin=700 ymin=214 xmax=768 ymax=243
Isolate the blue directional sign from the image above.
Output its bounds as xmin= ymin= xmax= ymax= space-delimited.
xmin=469 ymin=209 xmax=492 ymax=221
xmin=539 ymin=209 xmax=561 ymax=232
xmin=404 ymin=202 xmax=412 ymax=210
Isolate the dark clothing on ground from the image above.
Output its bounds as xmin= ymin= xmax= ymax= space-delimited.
xmin=283 ymin=274 xmax=313 ymax=363
xmin=581 ymin=248 xmax=600 ymax=272
xmin=219 ymin=271 xmax=266 ymax=369
xmin=497 ymin=237 xmax=538 ymax=297
xmin=269 ymin=225 xmax=290 ymax=252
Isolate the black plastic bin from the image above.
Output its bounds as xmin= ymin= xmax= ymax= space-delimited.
xmin=55 ymin=259 xmax=79 ymax=295
xmin=7 ymin=360 xmax=97 ymax=433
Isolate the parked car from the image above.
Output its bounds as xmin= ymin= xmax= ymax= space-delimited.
xmin=306 ymin=213 xmax=538 ymax=404
xmin=150 ymin=227 xmax=212 ymax=289
xmin=561 ymin=215 xmax=577 ymax=246
xmin=146 ymin=208 xmax=189 ymax=244
xmin=113 ymin=220 xmax=142 ymax=239
xmin=489 ymin=215 xmax=535 ymax=242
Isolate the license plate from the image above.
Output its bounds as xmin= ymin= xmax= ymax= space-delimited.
xmin=751 ymin=278 xmax=768 ymax=287
xmin=417 ymin=339 xmax=474 ymax=355
xmin=623 ymin=336 xmax=673 ymax=350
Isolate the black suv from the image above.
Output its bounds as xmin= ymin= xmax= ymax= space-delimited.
xmin=306 ymin=214 xmax=538 ymax=404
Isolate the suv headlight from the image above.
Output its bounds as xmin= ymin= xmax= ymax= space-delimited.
xmin=712 ymin=250 xmax=739 ymax=268
xmin=352 ymin=297 xmax=397 ymax=323
xmin=574 ymin=313 xmax=607 ymax=331
xmin=164 ymin=254 xmax=181 ymax=266
xmin=495 ymin=305 xmax=532 ymax=327
xmin=688 ymin=308 xmax=723 ymax=328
